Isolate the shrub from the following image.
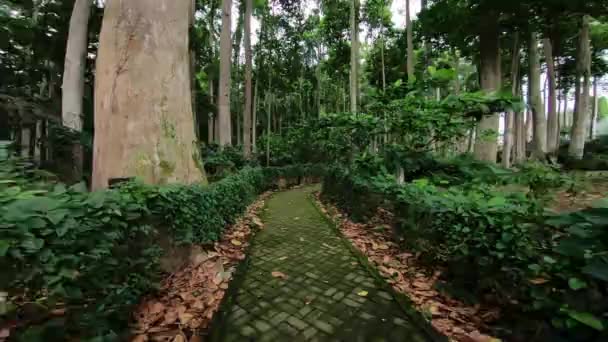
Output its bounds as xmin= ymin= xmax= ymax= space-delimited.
xmin=1 ymin=167 xmax=161 ymax=339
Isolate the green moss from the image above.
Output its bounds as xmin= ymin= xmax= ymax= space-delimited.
xmin=159 ymin=160 xmax=175 ymax=178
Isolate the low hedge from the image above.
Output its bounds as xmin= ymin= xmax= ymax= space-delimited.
xmin=0 ymin=161 xmax=319 ymax=340
xmin=322 ymin=165 xmax=608 ymax=339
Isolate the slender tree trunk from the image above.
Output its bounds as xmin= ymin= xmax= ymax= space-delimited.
xmin=569 ymin=15 xmax=591 ymax=160
xmin=563 ymin=89 xmax=569 ymax=129
xmin=62 ymin=0 xmax=91 ymax=181
xmin=405 ymin=0 xmax=414 ymax=81
xmin=92 ymin=0 xmax=205 ymax=189
xmin=529 ymin=32 xmax=547 ymax=158
xmin=266 ymin=93 xmax=271 ymax=166
xmin=349 ymin=0 xmax=359 ymax=113
xmin=474 ymin=12 xmax=501 ymax=162
xmin=544 ymin=37 xmax=558 ymax=153
xmin=243 ymin=0 xmax=253 ymax=158
xmin=218 ymin=0 xmax=233 ymax=147
xmin=208 ymin=79 xmax=215 ymax=143
xmin=503 ymin=33 xmax=520 ymax=168
xmin=380 ymin=33 xmax=386 ymax=91
xmin=252 ymin=79 xmax=258 ymax=153
xmin=591 ymin=77 xmax=598 ymax=140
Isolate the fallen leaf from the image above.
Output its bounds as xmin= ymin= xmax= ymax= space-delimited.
xmin=271 ymin=271 xmax=289 ymax=280
xmin=149 ymin=302 xmax=165 ymax=315
xmin=299 ymin=237 xmax=305 ymax=242
xmin=230 ymin=239 xmax=242 ymax=246
xmin=132 ymin=335 xmax=148 ymax=342
xmin=529 ymin=278 xmax=549 ymax=285
xmin=278 ymin=256 xmax=288 ymax=261
xmin=357 ymin=290 xmax=368 ymax=297
xmin=189 ymin=336 xmax=202 ymax=342
xmin=172 ymin=333 xmax=186 ymax=342
xmin=294 ymin=217 xmax=300 ymax=220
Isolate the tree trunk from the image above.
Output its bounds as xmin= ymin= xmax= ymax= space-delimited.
xmin=92 ymin=0 xmax=206 ymax=190
xmin=62 ymin=0 xmax=91 ymax=181
xmin=563 ymin=89 xmax=569 ymax=129
xmin=266 ymin=92 xmax=271 ymax=166
xmin=544 ymin=37 xmax=558 ymax=153
xmin=405 ymin=0 xmax=414 ymax=82
xmin=208 ymin=78 xmax=215 ymax=143
xmin=529 ymin=32 xmax=547 ymax=159
xmin=569 ymin=15 xmax=591 ymax=160
xmin=473 ymin=12 xmax=501 ymax=162
xmin=591 ymin=77 xmax=598 ymax=140
xmin=218 ymin=0 xmax=233 ymax=146
xmin=380 ymin=34 xmax=386 ymax=91
xmin=502 ymin=32 xmax=520 ymax=168
xmin=349 ymin=0 xmax=359 ymax=113
xmin=243 ymin=0 xmax=252 ymax=157
xmin=252 ymin=79 xmax=258 ymax=153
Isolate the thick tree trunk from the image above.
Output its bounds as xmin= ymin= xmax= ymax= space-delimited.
xmin=243 ymin=0 xmax=252 ymax=156
xmin=502 ymin=33 xmax=520 ymax=168
xmin=405 ymin=0 xmax=414 ymax=82
xmin=218 ymin=0 xmax=233 ymax=146
xmin=473 ymin=12 xmax=501 ymax=162
xmin=349 ymin=0 xmax=359 ymax=113
xmin=62 ymin=0 xmax=91 ymax=181
xmin=529 ymin=32 xmax=547 ymax=159
xmin=569 ymin=15 xmax=591 ymax=160
xmin=92 ymin=0 xmax=206 ymax=190
xmin=544 ymin=37 xmax=559 ymax=153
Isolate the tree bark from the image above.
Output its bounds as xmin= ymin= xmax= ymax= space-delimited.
xmin=243 ymin=0 xmax=253 ymax=156
xmin=208 ymin=78 xmax=215 ymax=143
xmin=502 ymin=33 xmax=520 ymax=168
xmin=591 ymin=77 xmax=598 ymax=140
xmin=473 ymin=12 xmax=501 ymax=163
xmin=569 ymin=15 xmax=591 ymax=160
xmin=92 ymin=0 xmax=206 ymax=190
xmin=544 ymin=37 xmax=558 ymax=153
xmin=529 ymin=32 xmax=547 ymax=158
xmin=62 ymin=0 xmax=91 ymax=181
xmin=405 ymin=0 xmax=414 ymax=82
xmin=349 ymin=0 xmax=359 ymax=113
xmin=252 ymin=79 xmax=257 ymax=153
xmin=218 ymin=0 xmax=233 ymax=146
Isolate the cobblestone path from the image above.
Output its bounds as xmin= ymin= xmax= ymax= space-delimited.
xmin=209 ymin=186 xmax=441 ymax=341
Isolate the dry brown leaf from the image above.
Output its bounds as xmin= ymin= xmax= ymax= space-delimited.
xmin=529 ymin=278 xmax=549 ymax=285
xmin=230 ymin=239 xmax=242 ymax=246
xmin=271 ymin=271 xmax=289 ymax=279
xmin=132 ymin=335 xmax=148 ymax=342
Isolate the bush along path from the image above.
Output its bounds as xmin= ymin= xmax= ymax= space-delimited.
xmin=209 ymin=185 xmax=442 ymax=341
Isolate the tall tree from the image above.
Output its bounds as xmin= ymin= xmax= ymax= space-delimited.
xmin=405 ymin=0 xmax=414 ymax=81
xmin=218 ymin=0 xmax=233 ymax=146
xmin=544 ymin=37 xmax=559 ymax=153
xmin=61 ymin=0 xmax=92 ymax=180
xmin=569 ymin=15 xmax=592 ymax=160
xmin=243 ymin=0 xmax=253 ymax=157
xmin=529 ymin=32 xmax=547 ymax=158
xmin=502 ymin=33 xmax=520 ymax=168
xmin=92 ymin=0 xmax=206 ymax=189
xmin=473 ymin=10 xmax=501 ymax=162
xmin=350 ymin=0 xmax=360 ymax=113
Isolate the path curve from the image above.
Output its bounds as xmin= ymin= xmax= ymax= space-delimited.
xmin=210 ymin=186 xmax=440 ymax=341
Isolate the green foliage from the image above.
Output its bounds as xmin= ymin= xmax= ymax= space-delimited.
xmin=201 ymin=144 xmax=259 ymax=179
xmin=0 ymin=158 xmax=319 ymax=339
xmin=0 ymin=160 xmax=161 ymax=340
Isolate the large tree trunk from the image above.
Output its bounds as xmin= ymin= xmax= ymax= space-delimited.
xmin=405 ymin=0 xmax=414 ymax=82
xmin=473 ymin=12 xmax=501 ymax=163
xmin=544 ymin=37 xmax=559 ymax=153
xmin=529 ymin=32 xmax=547 ymax=159
xmin=349 ymin=0 xmax=359 ymax=113
xmin=569 ymin=15 xmax=591 ymax=160
xmin=243 ymin=0 xmax=253 ymax=157
xmin=92 ymin=0 xmax=206 ymax=190
xmin=502 ymin=33 xmax=520 ymax=168
xmin=62 ymin=0 xmax=91 ymax=181
xmin=218 ymin=0 xmax=233 ymax=146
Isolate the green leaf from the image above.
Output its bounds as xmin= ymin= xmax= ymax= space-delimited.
xmin=568 ymin=277 xmax=587 ymax=290
xmin=20 ymin=237 xmax=44 ymax=252
xmin=566 ymin=310 xmax=604 ymax=331
xmin=582 ymin=261 xmax=608 ymax=282
xmin=0 ymin=240 xmax=10 ymax=256
xmin=543 ymin=256 xmax=557 ymax=264
xmin=487 ymin=196 xmax=507 ymax=207
xmin=47 ymin=209 xmax=68 ymax=225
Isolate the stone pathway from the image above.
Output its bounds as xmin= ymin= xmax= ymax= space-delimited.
xmin=209 ymin=186 xmax=441 ymax=341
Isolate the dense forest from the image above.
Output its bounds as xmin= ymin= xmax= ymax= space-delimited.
xmin=2 ymin=0 xmax=608 ymax=341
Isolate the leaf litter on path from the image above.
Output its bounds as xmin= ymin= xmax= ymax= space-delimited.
xmin=314 ymin=192 xmax=501 ymax=342
xmin=130 ymin=192 xmax=272 ymax=341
